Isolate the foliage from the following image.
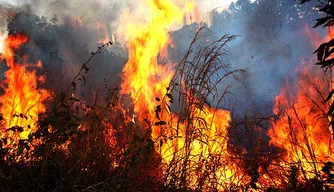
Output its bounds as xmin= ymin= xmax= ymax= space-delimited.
xmin=299 ymin=0 xmax=334 ymax=137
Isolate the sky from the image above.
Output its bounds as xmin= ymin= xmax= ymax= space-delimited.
xmin=0 ymin=0 xmax=256 ymax=10
xmin=0 ymin=0 xmax=256 ymax=49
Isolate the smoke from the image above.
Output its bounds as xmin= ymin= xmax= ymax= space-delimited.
xmin=167 ymin=0 xmax=323 ymax=117
xmin=161 ymin=0 xmax=325 ymax=152
xmin=0 ymin=1 xmax=129 ymax=100
xmin=0 ymin=0 xmax=326 ymax=112
xmin=0 ymin=0 xmax=327 ymax=156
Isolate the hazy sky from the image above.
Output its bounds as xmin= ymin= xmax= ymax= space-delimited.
xmin=0 ymin=0 xmax=255 ymax=9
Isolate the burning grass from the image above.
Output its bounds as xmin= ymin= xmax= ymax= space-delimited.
xmin=0 ymin=29 xmax=333 ymax=192
xmin=0 ymin=27 xmax=247 ymax=191
xmin=1 ymin=0 xmax=334 ymax=191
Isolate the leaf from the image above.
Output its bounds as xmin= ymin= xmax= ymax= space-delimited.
xmin=17 ymin=147 xmax=23 ymax=155
xmin=327 ymin=102 xmax=334 ymax=116
xmin=299 ymin=0 xmax=311 ymax=3
xmin=72 ymin=82 xmax=76 ymax=91
xmin=313 ymin=16 xmax=331 ymax=28
xmin=325 ymin=43 xmax=331 ymax=59
xmin=69 ymin=97 xmax=80 ymax=102
xmin=322 ymin=162 xmax=334 ymax=175
xmin=328 ymin=38 xmax=334 ymax=46
xmin=155 ymin=109 xmax=160 ymax=120
xmin=52 ymin=102 xmax=58 ymax=114
xmin=325 ymin=89 xmax=334 ymax=102
xmin=315 ymin=43 xmax=326 ymax=62
xmin=328 ymin=48 xmax=334 ymax=58
xmin=324 ymin=20 xmax=334 ymax=27
xmin=19 ymin=139 xmax=25 ymax=145
xmin=166 ymin=93 xmax=174 ymax=102
xmin=196 ymin=139 xmax=208 ymax=145
xmin=60 ymin=92 xmax=66 ymax=102
xmin=8 ymin=126 xmax=24 ymax=132
xmin=316 ymin=58 xmax=334 ymax=68
xmin=83 ymin=66 xmax=89 ymax=73
xmin=28 ymin=134 xmax=33 ymax=142
xmin=166 ymin=104 xmax=171 ymax=113
xmin=154 ymin=121 xmax=167 ymax=126
xmin=81 ymin=75 xmax=86 ymax=86
xmin=155 ymin=105 xmax=162 ymax=120
xmin=331 ymin=117 xmax=334 ymax=139
xmin=23 ymin=143 xmax=30 ymax=150
xmin=61 ymin=101 xmax=69 ymax=108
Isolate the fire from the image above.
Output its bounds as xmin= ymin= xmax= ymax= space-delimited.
xmin=119 ymin=0 xmax=188 ymax=129
xmin=265 ymin=27 xmax=334 ymax=187
xmin=268 ymin=67 xmax=332 ymax=176
xmin=118 ymin=0 xmax=244 ymax=189
xmin=158 ymin=104 xmax=246 ymax=188
xmin=0 ymin=34 xmax=51 ymax=147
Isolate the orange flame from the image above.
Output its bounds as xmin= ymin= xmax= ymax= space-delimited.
xmin=119 ymin=0 xmax=187 ymax=127
xmin=119 ymin=0 xmax=245 ymax=189
xmin=265 ymin=27 xmax=334 ymax=186
xmin=0 ymin=34 xmax=51 ymax=145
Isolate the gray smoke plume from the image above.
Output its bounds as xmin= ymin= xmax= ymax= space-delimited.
xmin=0 ymin=0 xmax=327 ymax=159
xmin=164 ymin=0 xmax=324 ymax=153
xmin=168 ymin=0 xmax=322 ymax=116
xmin=0 ymin=0 xmax=326 ymax=116
xmin=0 ymin=1 xmax=128 ymax=101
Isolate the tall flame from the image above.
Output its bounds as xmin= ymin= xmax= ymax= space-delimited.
xmin=119 ymin=0 xmax=245 ymax=189
xmin=0 ymin=34 xmax=51 ymax=144
xmin=119 ymin=0 xmax=188 ymax=126
xmin=265 ymin=27 xmax=334 ymax=186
